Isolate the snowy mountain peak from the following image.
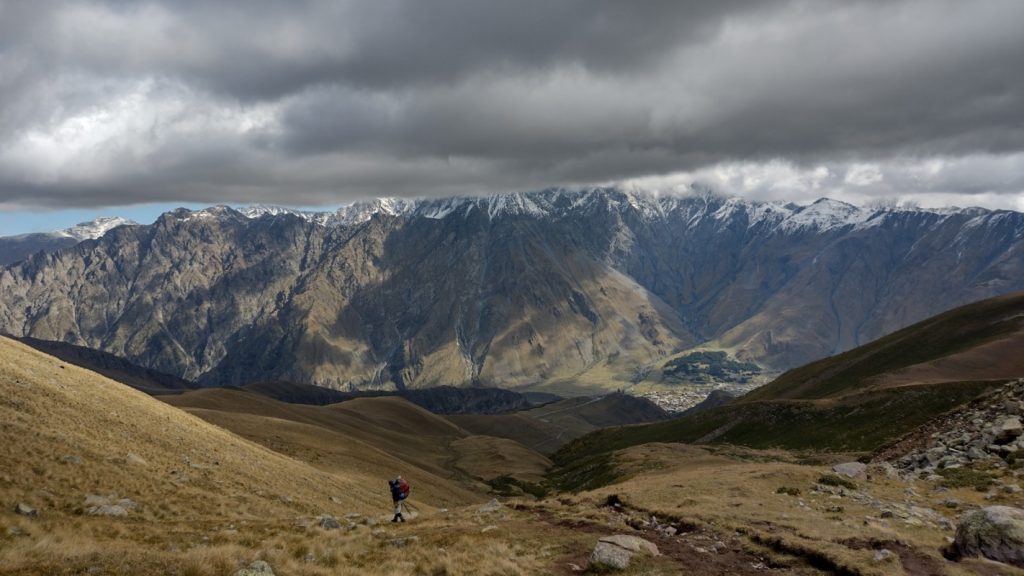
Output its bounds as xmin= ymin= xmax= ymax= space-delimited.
xmin=57 ymin=217 xmax=137 ymax=241
xmin=779 ymin=198 xmax=874 ymax=232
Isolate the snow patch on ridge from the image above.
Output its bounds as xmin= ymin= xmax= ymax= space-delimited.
xmin=55 ymin=216 xmax=137 ymax=241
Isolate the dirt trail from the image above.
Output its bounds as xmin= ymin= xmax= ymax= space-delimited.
xmin=514 ymin=498 xmax=817 ymax=575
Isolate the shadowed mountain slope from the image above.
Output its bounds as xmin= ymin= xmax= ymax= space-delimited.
xmin=13 ymin=336 xmax=195 ymax=394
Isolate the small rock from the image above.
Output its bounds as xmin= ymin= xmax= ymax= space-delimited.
xmin=318 ymin=515 xmax=341 ymax=530
xmin=84 ymin=495 xmax=137 ymax=517
xmin=14 ymin=503 xmax=38 ymax=518
xmin=481 ymin=525 xmax=499 ymax=533
xmin=125 ymin=453 xmax=147 ymax=466
xmin=1003 ymin=484 xmax=1022 ymax=494
xmin=478 ymin=499 xmax=503 ymax=514
xmin=944 ymin=499 xmax=961 ymax=509
xmin=234 ymin=560 xmax=274 ymax=576
xmin=386 ymin=536 xmax=419 ymax=547
xmin=873 ymin=549 xmax=895 ymax=562
xmin=567 ymin=563 xmax=584 ymax=572
xmin=60 ymin=455 xmax=83 ymax=465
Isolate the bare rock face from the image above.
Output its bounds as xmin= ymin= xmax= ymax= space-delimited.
xmin=2 ymin=189 xmax=1023 ymax=391
xmin=950 ymin=506 xmax=1024 ymax=567
xmin=832 ymin=462 xmax=868 ymax=480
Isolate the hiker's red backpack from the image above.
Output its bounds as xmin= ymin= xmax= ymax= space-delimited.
xmin=397 ymin=478 xmax=410 ymax=500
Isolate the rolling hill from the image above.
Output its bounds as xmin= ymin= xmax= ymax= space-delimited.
xmin=554 ymin=291 xmax=1024 ymax=465
xmin=0 ymin=335 xmax=637 ymax=575
xmin=450 ymin=393 xmax=669 ymax=454
xmin=13 ymin=336 xmax=195 ymax=394
xmin=161 ymin=387 xmax=552 ymax=491
xmin=0 ymin=336 xmax=394 ymax=572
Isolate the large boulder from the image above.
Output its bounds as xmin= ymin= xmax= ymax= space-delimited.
xmin=589 ymin=535 xmax=660 ymax=570
xmin=996 ymin=418 xmax=1024 ymax=444
xmin=950 ymin=506 xmax=1024 ymax=566
xmin=590 ymin=541 xmax=634 ymax=571
xmin=832 ymin=462 xmax=868 ymax=479
xmin=598 ymin=535 xmax=660 ymax=556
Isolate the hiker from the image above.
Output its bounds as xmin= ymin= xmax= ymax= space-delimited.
xmin=389 ymin=475 xmax=410 ymax=522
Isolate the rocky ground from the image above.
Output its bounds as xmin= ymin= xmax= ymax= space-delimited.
xmin=877 ymin=379 xmax=1024 ymax=491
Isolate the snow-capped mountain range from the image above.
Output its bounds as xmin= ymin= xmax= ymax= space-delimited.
xmin=195 ymin=188 xmax=1017 ymax=235
xmin=4 ymin=188 xmax=1014 ymax=250
xmin=1 ymin=186 xmax=1022 ymax=391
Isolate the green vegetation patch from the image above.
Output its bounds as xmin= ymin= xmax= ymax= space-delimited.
xmin=936 ymin=467 xmax=994 ymax=491
xmin=547 ymin=452 xmax=626 ymax=493
xmin=663 ymin=351 xmax=761 ymax=383
xmin=485 ymin=475 xmax=550 ymax=499
xmin=776 ymin=486 xmax=802 ymax=496
xmin=552 ymin=380 xmax=998 ymax=469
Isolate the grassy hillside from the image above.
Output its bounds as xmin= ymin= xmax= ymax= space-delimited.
xmin=554 ymin=292 xmax=1024 ymax=467
xmin=743 ymin=290 xmax=1024 ymax=402
xmin=163 ymin=388 xmax=551 ymax=494
xmin=554 ymin=380 xmax=999 ymax=469
xmin=4 ymin=337 xmax=1013 ymax=575
xmin=0 ymin=336 xmax=583 ymax=575
xmin=0 ymin=336 xmax=382 ymax=572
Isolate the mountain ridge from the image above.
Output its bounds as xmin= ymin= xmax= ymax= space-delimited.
xmin=1 ymin=187 xmax=1022 ymax=392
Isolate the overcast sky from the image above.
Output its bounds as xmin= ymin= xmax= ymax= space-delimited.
xmin=1 ymin=0 xmax=1024 ymax=233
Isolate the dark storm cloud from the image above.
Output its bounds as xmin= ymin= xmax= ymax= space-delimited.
xmin=1 ymin=0 xmax=1023 ymax=209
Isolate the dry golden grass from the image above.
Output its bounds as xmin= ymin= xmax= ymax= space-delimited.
xmin=8 ymin=334 xmax=1024 ymax=574
xmin=164 ymin=388 xmax=552 ymax=496
xmin=0 ymin=337 xmax=592 ymax=575
xmin=577 ymin=443 xmax=1024 ymax=575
